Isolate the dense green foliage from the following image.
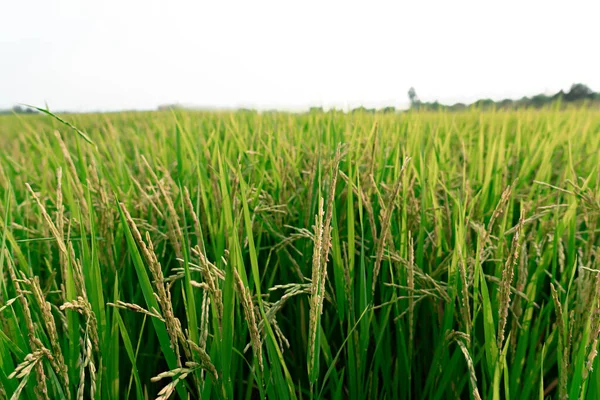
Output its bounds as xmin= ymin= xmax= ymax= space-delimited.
xmin=1 ymin=108 xmax=600 ymax=399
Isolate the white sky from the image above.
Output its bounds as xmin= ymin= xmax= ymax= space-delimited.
xmin=1 ymin=0 xmax=599 ymax=112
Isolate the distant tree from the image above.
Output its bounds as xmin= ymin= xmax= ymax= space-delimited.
xmin=552 ymin=90 xmax=565 ymax=100
xmin=473 ymin=99 xmax=495 ymax=109
xmin=449 ymin=103 xmax=466 ymax=111
xmin=498 ymin=99 xmax=514 ymax=109
xmin=516 ymin=96 xmax=530 ymax=107
xmin=381 ymin=106 xmax=396 ymax=113
xmin=565 ymin=83 xmax=594 ymax=102
xmin=530 ymin=94 xmax=550 ymax=108
xmin=408 ymin=87 xmax=420 ymax=109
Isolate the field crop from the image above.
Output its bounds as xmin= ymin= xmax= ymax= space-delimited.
xmin=1 ymin=108 xmax=600 ymax=399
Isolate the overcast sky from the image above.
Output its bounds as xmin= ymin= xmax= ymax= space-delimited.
xmin=1 ymin=0 xmax=599 ymax=112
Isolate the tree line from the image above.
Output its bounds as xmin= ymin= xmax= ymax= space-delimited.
xmin=407 ymin=83 xmax=600 ymax=111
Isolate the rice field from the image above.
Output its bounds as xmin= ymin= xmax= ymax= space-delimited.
xmin=1 ymin=107 xmax=600 ymax=399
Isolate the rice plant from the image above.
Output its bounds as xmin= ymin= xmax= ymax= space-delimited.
xmin=1 ymin=107 xmax=600 ymax=399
